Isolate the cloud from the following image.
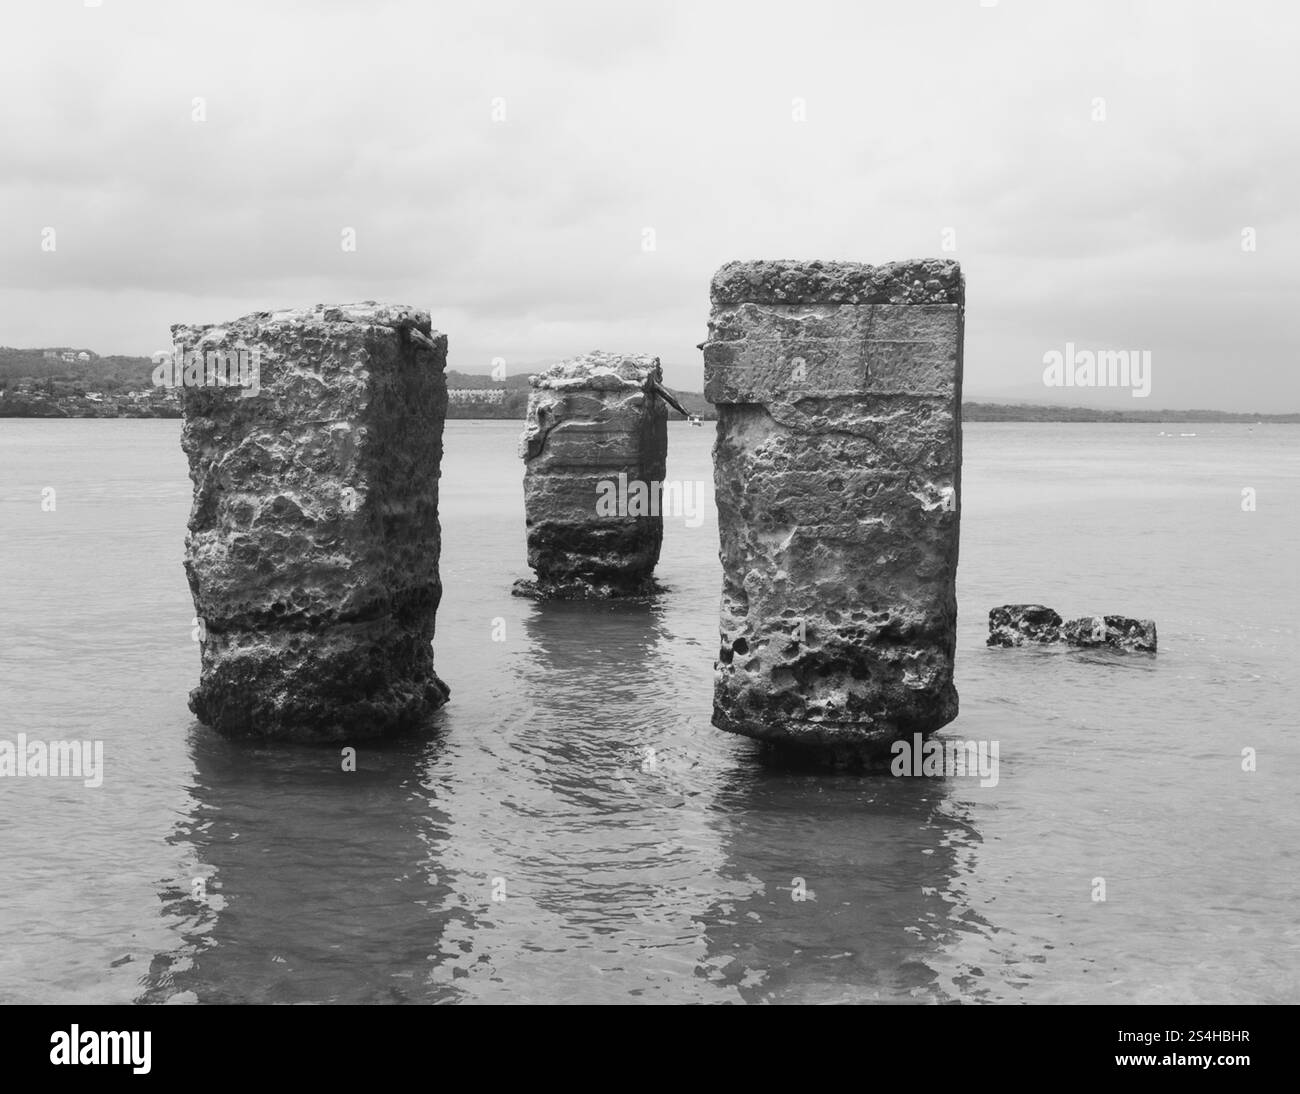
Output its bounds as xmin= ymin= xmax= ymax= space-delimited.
xmin=1 ymin=0 xmax=1297 ymax=408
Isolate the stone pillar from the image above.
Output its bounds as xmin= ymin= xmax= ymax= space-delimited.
xmin=175 ymin=302 xmax=449 ymax=740
xmin=516 ymin=352 xmax=669 ymax=599
xmin=703 ymin=260 xmax=964 ymax=764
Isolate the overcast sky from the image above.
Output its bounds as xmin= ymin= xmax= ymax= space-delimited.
xmin=2 ymin=0 xmax=1297 ymax=409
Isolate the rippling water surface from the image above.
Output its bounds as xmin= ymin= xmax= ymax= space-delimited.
xmin=1 ymin=419 xmax=1296 ymax=1004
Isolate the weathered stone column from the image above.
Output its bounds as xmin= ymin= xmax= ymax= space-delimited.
xmin=175 ymin=302 xmax=450 ymax=740
xmin=704 ymin=260 xmax=964 ymax=764
xmin=516 ymin=352 xmax=669 ymax=599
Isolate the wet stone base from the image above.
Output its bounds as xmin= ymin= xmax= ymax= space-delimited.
xmin=190 ymin=629 xmax=450 ymax=743
xmin=511 ymin=576 xmax=665 ymax=601
xmin=515 ymin=517 xmax=664 ymax=600
xmin=713 ymin=703 xmax=947 ymax=771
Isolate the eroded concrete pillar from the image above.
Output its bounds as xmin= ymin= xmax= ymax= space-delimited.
xmin=516 ymin=352 xmax=668 ymax=599
xmin=175 ymin=302 xmax=449 ymax=740
xmin=703 ymin=260 xmax=964 ymax=764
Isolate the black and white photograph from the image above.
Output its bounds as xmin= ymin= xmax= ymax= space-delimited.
xmin=0 ymin=0 xmax=1294 ymax=1048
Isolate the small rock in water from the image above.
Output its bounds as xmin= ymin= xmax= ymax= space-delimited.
xmin=986 ymin=604 xmax=1062 ymax=646
xmin=988 ymin=606 xmax=1157 ymax=653
xmin=1061 ymin=615 xmax=1158 ymax=653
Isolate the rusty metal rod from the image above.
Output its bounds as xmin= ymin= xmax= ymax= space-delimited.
xmin=650 ymin=379 xmax=690 ymax=418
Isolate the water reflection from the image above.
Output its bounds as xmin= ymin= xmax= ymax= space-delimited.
xmin=510 ymin=598 xmax=673 ymax=785
xmin=138 ymin=600 xmax=997 ymax=1005
xmin=427 ymin=597 xmax=734 ymax=1002
xmin=699 ymin=762 xmax=992 ymax=1003
xmin=139 ymin=721 xmax=469 ymax=1004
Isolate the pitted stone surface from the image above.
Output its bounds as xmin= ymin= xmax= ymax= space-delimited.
xmin=704 ymin=260 xmax=964 ymax=763
xmin=176 ymin=302 xmax=449 ymax=739
xmin=517 ymin=352 xmax=669 ymax=599
xmin=987 ymin=607 xmax=1157 ymax=652
xmin=1061 ymin=615 xmax=1158 ymax=653
xmin=987 ymin=605 xmax=1064 ymax=646
xmin=710 ymin=259 xmax=964 ymax=306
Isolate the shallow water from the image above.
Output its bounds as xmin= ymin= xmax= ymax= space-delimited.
xmin=0 ymin=419 xmax=1296 ymax=1003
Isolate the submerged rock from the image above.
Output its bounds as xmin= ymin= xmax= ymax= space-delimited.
xmin=704 ymin=259 xmax=965 ymax=765
xmin=1061 ymin=615 xmax=1158 ymax=653
xmin=988 ymin=607 xmax=1157 ymax=653
xmin=175 ymin=302 xmax=449 ymax=740
xmin=515 ymin=352 xmax=669 ymax=599
xmin=987 ymin=604 xmax=1063 ymax=646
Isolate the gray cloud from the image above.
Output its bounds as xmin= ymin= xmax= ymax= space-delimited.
xmin=1 ymin=0 xmax=1297 ymax=408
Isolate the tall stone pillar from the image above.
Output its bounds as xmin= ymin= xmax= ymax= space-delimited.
xmin=516 ymin=352 xmax=669 ymax=599
xmin=175 ymin=302 xmax=450 ymax=740
xmin=703 ymin=260 xmax=964 ymax=764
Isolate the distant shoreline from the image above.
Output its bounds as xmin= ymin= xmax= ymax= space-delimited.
xmin=2 ymin=402 xmax=1295 ymax=424
xmin=959 ymin=403 xmax=1299 ymax=424
xmin=4 ymin=348 xmax=1295 ymax=422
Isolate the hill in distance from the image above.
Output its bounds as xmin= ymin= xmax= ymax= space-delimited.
xmin=1 ymin=347 xmax=1295 ymax=422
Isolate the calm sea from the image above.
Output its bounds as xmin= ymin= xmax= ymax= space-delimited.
xmin=0 ymin=419 xmax=1296 ymax=1004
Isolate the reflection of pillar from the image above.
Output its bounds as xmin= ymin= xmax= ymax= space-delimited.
xmin=137 ymin=731 xmax=469 ymax=1004
xmin=696 ymin=765 xmax=987 ymax=1003
xmin=516 ymin=352 xmax=668 ymax=599
xmin=175 ymin=303 xmax=449 ymax=740
xmin=704 ymin=260 xmax=964 ymax=765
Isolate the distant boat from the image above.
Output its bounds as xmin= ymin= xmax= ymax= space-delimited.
xmin=1179 ymin=432 xmax=1197 ymax=437
xmin=688 ymin=415 xmax=703 ymax=427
